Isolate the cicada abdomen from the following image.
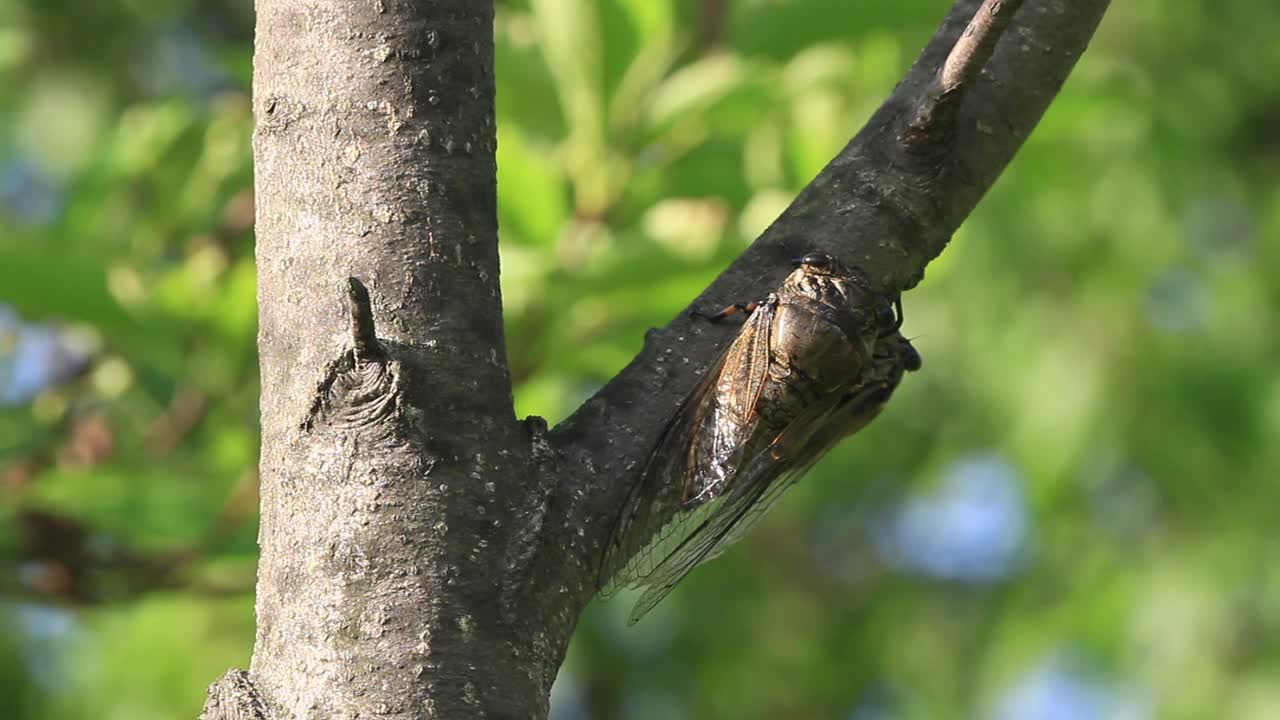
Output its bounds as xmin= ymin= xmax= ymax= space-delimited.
xmin=599 ymin=254 xmax=920 ymax=623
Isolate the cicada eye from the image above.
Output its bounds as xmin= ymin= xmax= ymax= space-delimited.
xmin=798 ymin=253 xmax=831 ymax=269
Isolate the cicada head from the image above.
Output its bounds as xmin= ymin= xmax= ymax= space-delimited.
xmin=786 ymin=253 xmax=865 ymax=298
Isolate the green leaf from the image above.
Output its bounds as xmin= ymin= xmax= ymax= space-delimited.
xmin=0 ymin=248 xmax=184 ymax=373
xmin=497 ymin=123 xmax=570 ymax=246
xmin=530 ymin=0 xmax=604 ymax=148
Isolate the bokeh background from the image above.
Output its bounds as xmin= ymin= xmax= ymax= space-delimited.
xmin=2 ymin=1 xmax=1277 ymax=718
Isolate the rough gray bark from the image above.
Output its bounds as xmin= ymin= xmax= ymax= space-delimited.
xmin=205 ymin=0 xmax=1111 ymax=718
xmin=244 ymin=0 xmax=551 ymax=718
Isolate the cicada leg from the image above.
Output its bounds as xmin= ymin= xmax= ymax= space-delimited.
xmin=691 ymin=302 xmax=759 ymax=323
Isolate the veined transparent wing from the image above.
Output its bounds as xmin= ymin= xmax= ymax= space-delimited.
xmin=598 ymin=298 xmax=778 ymax=599
xmin=621 ymin=353 xmax=916 ymax=624
xmin=621 ymin=391 xmax=850 ymax=624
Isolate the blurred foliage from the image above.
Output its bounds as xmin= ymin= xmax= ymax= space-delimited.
xmin=1 ymin=0 xmax=1278 ymax=718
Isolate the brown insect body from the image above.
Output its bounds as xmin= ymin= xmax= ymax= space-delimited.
xmin=600 ymin=254 xmax=921 ymax=623
xmin=682 ymin=261 xmax=884 ymax=504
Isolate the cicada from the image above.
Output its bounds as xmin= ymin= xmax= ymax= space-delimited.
xmin=599 ymin=253 xmax=920 ymax=623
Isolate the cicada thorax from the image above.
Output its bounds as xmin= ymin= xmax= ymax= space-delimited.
xmin=770 ymin=291 xmax=878 ymax=393
xmin=777 ymin=261 xmax=882 ymax=351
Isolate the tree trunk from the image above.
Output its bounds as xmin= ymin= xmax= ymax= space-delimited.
xmin=203 ymin=0 xmax=1111 ymax=718
xmin=241 ymin=0 xmax=558 ymax=717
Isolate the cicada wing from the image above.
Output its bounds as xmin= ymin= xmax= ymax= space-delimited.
xmin=599 ymin=299 xmax=779 ymax=601
xmin=620 ymin=332 xmax=921 ymax=621
xmin=681 ymin=297 xmax=777 ymax=503
xmin=714 ymin=297 xmax=776 ymax=428
xmin=622 ymin=395 xmax=847 ymax=623
xmin=598 ymin=363 xmax=717 ymax=598
xmin=693 ymin=342 xmax=916 ymax=574
xmin=624 ymin=373 xmax=902 ymax=624
xmin=686 ymin=393 xmax=861 ymax=563
xmin=625 ymin=469 xmax=782 ymax=624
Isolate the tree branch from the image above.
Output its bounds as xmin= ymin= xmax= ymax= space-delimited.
xmin=545 ymin=0 xmax=1111 ymax=610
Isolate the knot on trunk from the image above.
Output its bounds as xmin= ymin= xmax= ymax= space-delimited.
xmin=302 ymin=277 xmax=401 ymax=434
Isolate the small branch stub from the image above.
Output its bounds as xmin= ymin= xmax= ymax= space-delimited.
xmin=906 ymin=0 xmax=1026 ymax=142
xmin=941 ymin=0 xmax=1024 ymax=92
xmin=347 ymin=276 xmax=384 ymax=366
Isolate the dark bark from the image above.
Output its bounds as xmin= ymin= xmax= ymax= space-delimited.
xmin=206 ymin=0 xmax=1111 ymax=718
